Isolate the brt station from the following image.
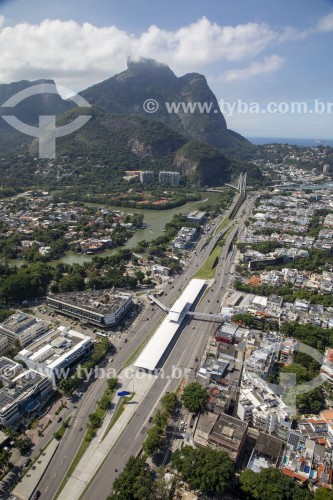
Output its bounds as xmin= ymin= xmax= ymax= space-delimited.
xmin=135 ymin=279 xmax=210 ymax=374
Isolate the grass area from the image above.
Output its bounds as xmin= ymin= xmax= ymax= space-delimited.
xmin=216 ymin=217 xmax=230 ymax=234
xmin=54 ymin=417 xmax=71 ymax=440
xmin=195 ymin=221 xmax=236 ymax=280
xmin=194 ymin=243 xmax=223 ymax=280
xmin=101 ymin=393 xmax=135 ymax=441
xmin=123 ymin=316 xmax=164 ymax=368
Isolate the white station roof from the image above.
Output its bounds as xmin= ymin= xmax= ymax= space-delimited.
xmin=134 ymin=279 xmax=205 ymax=372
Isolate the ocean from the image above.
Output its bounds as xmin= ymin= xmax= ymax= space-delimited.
xmin=247 ymin=137 xmax=333 ymax=147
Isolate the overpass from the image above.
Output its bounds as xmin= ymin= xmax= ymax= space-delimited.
xmin=147 ymin=293 xmax=169 ymax=312
xmin=148 ymin=294 xmax=224 ymax=322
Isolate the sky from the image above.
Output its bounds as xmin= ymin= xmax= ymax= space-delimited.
xmin=0 ymin=0 xmax=333 ymax=139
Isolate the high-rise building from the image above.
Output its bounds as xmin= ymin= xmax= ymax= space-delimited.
xmin=139 ymin=171 xmax=155 ymax=184
xmin=158 ymin=171 xmax=180 ymax=185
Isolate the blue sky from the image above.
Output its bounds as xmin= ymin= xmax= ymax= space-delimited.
xmin=1 ymin=0 xmax=333 ymax=139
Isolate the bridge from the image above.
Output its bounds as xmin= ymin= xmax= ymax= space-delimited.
xmin=187 ymin=311 xmax=224 ymax=321
xmin=206 ymin=172 xmax=247 ymax=193
xmin=148 ymin=293 xmax=225 ymax=322
xmin=225 ymin=172 xmax=247 ymax=193
xmin=147 ymin=293 xmax=169 ymax=312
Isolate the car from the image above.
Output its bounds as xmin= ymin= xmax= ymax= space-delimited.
xmin=33 ymin=491 xmax=41 ymax=499
xmin=57 ymin=417 xmax=62 ymax=423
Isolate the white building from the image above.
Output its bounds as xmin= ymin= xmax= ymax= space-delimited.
xmin=47 ymin=289 xmax=132 ymax=327
xmin=186 ymin=210 xmax=206 ymax=224
xmin=0 ymin=358 xmax=53 ymax=427
xmin=16 ymin=326 xmax=94 ymax=384
xmin=237 ymin=371 xmax=292 ymax=440
xmin=0 ymin=334 xmax=10 ymax=357
xmin=135 ymin=279 xmax=205 ymax=373
xmin=0 ymin=312 xmax=47 ymax=347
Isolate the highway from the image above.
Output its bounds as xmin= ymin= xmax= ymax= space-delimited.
xmin=80 ymin=195 xmax=255 ymax=500
xmin=35 ymin=192 xmax=255 ymax=499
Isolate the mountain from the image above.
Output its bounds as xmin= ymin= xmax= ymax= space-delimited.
xmin=28 ymin=106 xmax=261 ymax=188
xmin=80 ymin=58 xmax=251 ymax=150
xmin=0 ymin=79 xmax=71 ymax=153
xmin=0 ymin=63 xmax=261 ymax=188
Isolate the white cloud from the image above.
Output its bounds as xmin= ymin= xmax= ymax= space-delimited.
xmin=0 ymin=17 xmax=287 ymax=90
xmin=222 ymin=55 xmax=285 ymax=82
xmin=0 ymin=13 xmax=329 ymax=90
xmin=316 ymin=12 xmax=333 ymax=33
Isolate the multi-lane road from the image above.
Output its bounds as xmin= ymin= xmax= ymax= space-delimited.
xmin=81 ymin=195 xmax=255 ymax=500
xmin=35 ymin=193 xmax=255 ymax=499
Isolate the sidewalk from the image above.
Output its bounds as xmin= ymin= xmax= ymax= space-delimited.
xmin=12 ymin=439 xmax=59 ymax=500
xmin=58 ymin=367 xmax=156 ymax=500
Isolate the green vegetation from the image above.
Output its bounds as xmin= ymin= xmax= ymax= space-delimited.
xmin=181 ymin=382 xmax=208 ymax=413
xmin=281 ymin=321 xmax=333 ymax=353
xmin=216 ymin=216 xmax=230 ymax=234
xmin=172 ymin=446 xmax=234 ymax=496
xmin=142 ymin=392 xmax=178 ymax=457
xmin=0 ymin=448 xmax=11 ymax=476
xmin=195 ymin=242 xmax=222 ymax=279
xmin=239 ymin=467 xmax=313 ymax=500
xmin=234 ymin=280 xmax=333 ymax=308
xmin=109 ymin=456 xmax=158 ymax=500
xmin=102 ymin=391 xmax=134 ymax=440
xmin=55 ymin=379 xmax=118 ymax=498
xmin=14 ymin=436 xmax=33 ymax=455
xmin=85 ymin=379 xmax=118 ymax=442
xmin=54 ymin=417 xmax=71 ymax=440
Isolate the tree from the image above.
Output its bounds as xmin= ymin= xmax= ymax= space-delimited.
xmin=0 ymin=448 xmax=11 ymax=473
xmin=14 ymin=436 xmax=33 ymax=455
xmin=315 ymin=489 xmax=333 ymax=500
xmin=142 ymin=425 xmax=164 ymax=456
xmin=181 ymin=383 xmax=208 ymax=413
xmin=239 ymin=467 xmax=312 ymax=500
xmin=109 ymin=456 xmax=155 ymax=499
xmin=107 ymin=377 xmax=118 ymax=391
xmin=281 ymin=363 xmax=310 ymax=384
xmin=172 ymin=446 xmax=234 ymax=495
xmin=135 ymin=270 xmax=145 ymax=284
xmin=160 ymin=392 xmax=177 ymax=414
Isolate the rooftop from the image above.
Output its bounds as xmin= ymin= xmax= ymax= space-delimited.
xmin=0 ymin=313 xmax=40 ymax=333
xmin=254 ymin=432 xmax=284 ymax=460
xmin=0 ymin=369 xmax=44 ymax=411
xmin=16 ymin=326 xmax=92 ymax=371
xmin=48 ymin=289 xmax=132 ymax=315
